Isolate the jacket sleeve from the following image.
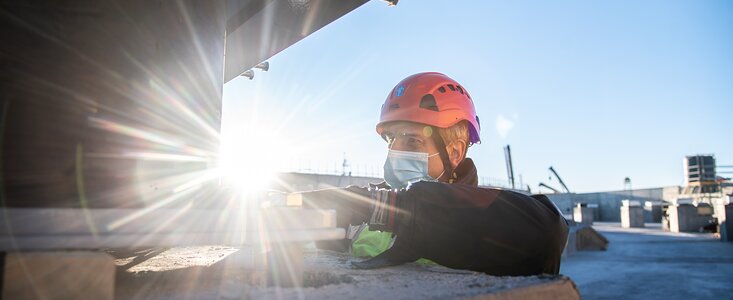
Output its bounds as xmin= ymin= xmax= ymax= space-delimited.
xmin=298 ymin=186 xmax=374 ymax=252
xmin=362 ymin=181 xmax=569 ymax=276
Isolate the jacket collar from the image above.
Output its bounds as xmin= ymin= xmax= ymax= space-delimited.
xmin=447 ymin=157 xmax=478 ymax=186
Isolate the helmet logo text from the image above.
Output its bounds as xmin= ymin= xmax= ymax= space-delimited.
xmin=395 ymin=85 xmax=405 ymax=97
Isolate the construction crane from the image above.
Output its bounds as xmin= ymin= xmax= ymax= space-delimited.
xmin=538 ymin=166 xmax=571 ymax=194
xmin=504 ymin=145 xmax=516 ymax=189
xmin=538 ymin=182 xmax=562 ymax=194
xmin=548 ymin=166 xmax=571 ymax=193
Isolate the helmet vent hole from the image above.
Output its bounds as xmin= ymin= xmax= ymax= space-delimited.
xmin=389 ymin=104 xmax=400 ymax=110
xmin=447 ymin=84 xmax=456 ymax=91
xmin=438 ymin=87 xmax=446 ymax=93
xmin=457 ymin=86 xmax=464 ymax=94
xmin=419 ymin=94 xmax=439 ymax=111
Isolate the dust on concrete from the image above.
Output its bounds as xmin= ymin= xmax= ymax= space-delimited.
xmin=249 ymin=251 xmax=566 ymax=299
xmin=112 ymin=246 xmax=571 ymax=299
xmin=111 ymin=246 xmax=239 ymax=273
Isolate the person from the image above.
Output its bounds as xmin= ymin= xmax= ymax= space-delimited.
xmin=301 ymin=72 xmax=568 ymax=276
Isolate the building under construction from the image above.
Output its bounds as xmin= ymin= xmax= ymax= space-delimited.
xmin=1 ymin=1 xmax=731 ymax=299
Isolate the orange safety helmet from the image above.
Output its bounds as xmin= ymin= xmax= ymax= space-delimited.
xmin=376 ymin=72 xmax=481 ymax=144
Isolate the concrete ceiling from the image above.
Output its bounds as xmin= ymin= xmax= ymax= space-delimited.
xmin=224 ymin=0 xmax=368 ymax=82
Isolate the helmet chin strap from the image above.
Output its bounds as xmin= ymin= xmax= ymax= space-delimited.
xmin=429 ymin=126 xmax=454 ymax=183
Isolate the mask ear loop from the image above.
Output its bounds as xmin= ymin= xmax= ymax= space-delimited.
xmin=429 ymin=126 xmax=454 ymax=183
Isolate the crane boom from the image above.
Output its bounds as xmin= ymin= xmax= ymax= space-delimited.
xmin=548 ymin=166 xmax=570 ymax=193
xmin=538 ymin=183 xmax=562 ymax=194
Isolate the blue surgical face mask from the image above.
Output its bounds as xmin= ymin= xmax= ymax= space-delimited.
xmin=383 ymin=149 xmax=439 ymax=189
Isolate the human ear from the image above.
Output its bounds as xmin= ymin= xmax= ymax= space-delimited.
xmin=447 ymin=140 xmax=467 ymax=169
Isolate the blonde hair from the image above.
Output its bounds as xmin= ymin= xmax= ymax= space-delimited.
xmin=437 ymin=121 xmax=470 ymax=158
xmin=383 ymin=121 xmax=471 ymax=157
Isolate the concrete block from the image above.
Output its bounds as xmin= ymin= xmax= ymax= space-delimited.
xmin=720 ymin=204 xmax=733 ymax=242
xmin=667 ymin=204 xmax=711 ymax=233
xmin=668 ymin=205 xmax=690 ymax=232
xmin=587 ymin=203 xmax=601 ymax=223
xmin=3 ymin=251 xmax=114 ymax=300
xmin=644 ymin=201 xmax=663 ymax=223
xmin=621 ymin=206 xmax=645 ymax=228
xmin=573 ymin=205 xmax=593 ymax=225
xmin=563 ymin=225 xmax=608 ymax=256
xmin=574 ymin=226 xmax=608 ymax=251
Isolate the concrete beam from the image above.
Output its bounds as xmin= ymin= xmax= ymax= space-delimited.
xmin=224 ymin=0 xmax=369 ymax=82
xmin=1 ymin=1 xmax=225 ymax=209
xmin=0 ymin=208 xmax=345 ymax=250
xmin=0 ymin=208 xmax=336 ymax=235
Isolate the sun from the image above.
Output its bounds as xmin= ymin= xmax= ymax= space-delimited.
xmin=217 ymin=129 xmax=288 ymax=193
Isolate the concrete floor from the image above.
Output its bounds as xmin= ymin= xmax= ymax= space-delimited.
xmin=114 ymin=248 xmax=579 ymax=299
xmin=561 ymin=222 xmax=733 ymax=300
xmin=112 ymin=222 xmax=733 ymax=299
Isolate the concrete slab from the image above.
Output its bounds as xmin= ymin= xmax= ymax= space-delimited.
xmin=3 ymin=251 xmax=115 ymax=300
xmin=561 ymin=222 xmax=733 ymax=299
xmin=113 ymin=247 xmax=580 ymax=299
xmin=0 ymin=208 xmax=345 ymax=250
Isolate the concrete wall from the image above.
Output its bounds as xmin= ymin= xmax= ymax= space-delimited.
xmin=269 ymin=172 xmax=527 ymax=193
xmin=545 ymin=186 xmax=681 ymax=222
xmin=271 ymin=172 xmax=685 ymax=223
xmin=269 ymin=173 xmax=382 ymax=192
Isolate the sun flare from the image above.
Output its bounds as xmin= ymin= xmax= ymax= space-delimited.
xmin=218 ymin=128 xmax=288 ymax=193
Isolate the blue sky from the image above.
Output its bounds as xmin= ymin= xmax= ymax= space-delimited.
xmin=221 ymin=0 xmax=733 ymax=193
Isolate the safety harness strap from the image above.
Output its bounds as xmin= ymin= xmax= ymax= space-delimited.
xmin=430 ymin=126 xmax=454 ymax=183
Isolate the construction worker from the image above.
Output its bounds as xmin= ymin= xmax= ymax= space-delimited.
xmin=302 ymin=72 xmax=569 ymax=276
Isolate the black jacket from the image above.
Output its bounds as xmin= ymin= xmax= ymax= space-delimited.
xmin=359 ymin=158 xmax=568 ymax=275
xmin=304 ymin=158 xmax=569 ymax=276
